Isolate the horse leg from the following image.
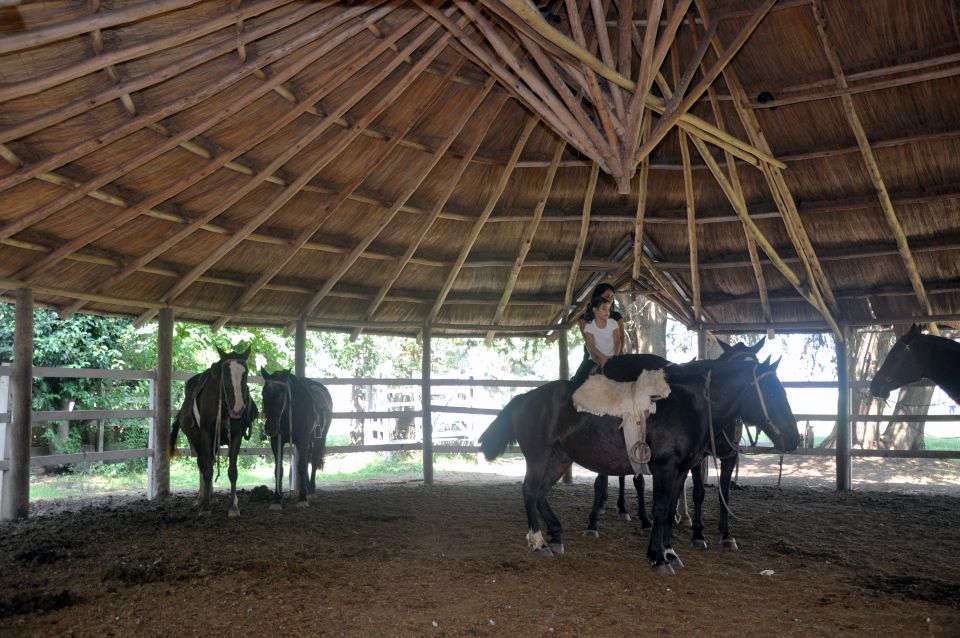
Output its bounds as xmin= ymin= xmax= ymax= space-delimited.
xmin=270 ymin=436 xmax=284 ymax=511
xmin=196 ymin=435 xmax=214 ymax=517
xmin=690 ymin=463 xmax=708 ymax=549
xmin=633 ymin=474 xmax=652 ymax=529
xmin=718 ymin=455 xmax=740 ymax=550
xmin=307 ymin=441 xmax=320 ymax=496
xmin=227 ymin=429 xmax=243 ymax=518
xmin=585 ymin=475 xmax=609 ymax=538
xmin=536 ymin=449 xmax=571 ymax=555
xmin=616 ymin=475 xmax=631 ymax=521
xmin=522 ymin=450 xmax=569 ymax=557
xmin=662 ymin=469 xmax=688 ymax=570
xmin=674 ymin=473 xmax=692 ymax=528
xmin=295 ymin=438 xmax=310 ymax=507
xmin=648 ymin=466 xmax=680 ymax=574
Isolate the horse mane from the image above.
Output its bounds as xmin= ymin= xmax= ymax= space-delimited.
xmin=919 ymin=332 xmax=960 ymax=355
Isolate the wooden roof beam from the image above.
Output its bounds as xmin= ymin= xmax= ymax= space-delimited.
xmin=631 ymin=0 xmax=776 ymax=168
xmin=811 ymin=0 xmax=938 ymax=335
xmin=623 ymin=0 xmax=664 ymax=164
xmin=350 ymin=89 xmax=508 ymax=341
xmin=130 ymin=12 xmax=440 ymax=326
xmin=486 ymin=138 xmax=567 ymax=342
xmin=7 ymin=4 xmax=412 ymax=283
xmin=563 ymin=163 xmax=600 ymax=310
xmin=419 ymin=115 xmax=541 ymax=331
xmin=213 ymin=43 xmax=467 ymax=332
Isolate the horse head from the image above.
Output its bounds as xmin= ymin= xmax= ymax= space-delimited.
xmin=260 ymin=368 xmax=293 ymax=437
xmin=738 ymin=358 xmax=801 ymax=453
xmin=717 ymin=337 xmax=765 ymax=362
xmin=870 ymin=323 xmax=923 ymax=400
xmin=216 ymin=346 xmax=251 ymax=419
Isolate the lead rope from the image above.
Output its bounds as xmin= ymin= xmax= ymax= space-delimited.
xmin=703 ymin=370 xmax=735 ymax=518
xmin=751 ymin=365 xmax=786 ymax=490
xmin=213 ymin=364 xmax=225 ymax=480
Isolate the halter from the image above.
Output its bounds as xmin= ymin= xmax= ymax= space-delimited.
xmin=207 ymin=357 xmax=250 ymax=478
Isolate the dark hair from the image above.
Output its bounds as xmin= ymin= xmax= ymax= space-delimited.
xmin=589 ymin=296 xmax=609 ymax=311
xmin=592 ymin=283 xmax=615 ymax=298
xmin=584 ymin=293 xmax=612 ymax=321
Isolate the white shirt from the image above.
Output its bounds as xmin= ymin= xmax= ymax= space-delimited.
xmin=584 ymin=319 xmax=618 ymax=358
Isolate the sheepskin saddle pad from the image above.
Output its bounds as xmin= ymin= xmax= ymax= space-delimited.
xmin=572 ymin=369 xmax=671 ymax=420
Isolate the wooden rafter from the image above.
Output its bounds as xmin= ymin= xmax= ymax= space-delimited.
xmin=213 ymin=45 xmax=465 ymax=331
xmin=810 ymin=0 xmax=937 ymax=334
xmin=8 ymin=5 xmax=415 ymax=282
xmin=351 ymin=88 xmax=508 ymax=341
xmin=486 ymin=137 xmax=567 ymax=342
xmin=128 ymin=14 xmax=443 ymax=326
xmin=631 ymin=111 xmax=651 ymax=282
xmin=420 ymin=115 xmax=540 ymax=329
xmin=564 ymin=163 xmax=600 ymax=309
xmin=631 ymin=0 xmax=775 ymax=168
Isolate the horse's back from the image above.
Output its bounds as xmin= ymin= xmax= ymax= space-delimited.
xmin=603 ymin=354 xmax=672 ymax=382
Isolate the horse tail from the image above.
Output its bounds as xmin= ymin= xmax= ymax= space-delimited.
xmin=313 ymin=408 xmax=332 ymax=471
xmin=169 ymin=415 xmax=181 ymax=458
xmin=479 ymin=394 xmax=523 ymax=461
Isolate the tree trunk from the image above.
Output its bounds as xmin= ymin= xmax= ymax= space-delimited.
xmin=819 ymin=328 xmax=893 ymax=449
xmin=620 ymin=294 xmax=666 ymax=356
xmin=882 ymin=384 xmax=931 ymax=450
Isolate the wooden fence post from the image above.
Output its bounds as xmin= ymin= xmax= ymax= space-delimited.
xmin=422 ymin=324 xmax=433 ymax=485
xmin=150 ymin=308 xmax=173 ymax=499
xmin=836 ymin=327 xmax=852 ymax=490
xmin=1 ymin=288 xmax=33 ymax=520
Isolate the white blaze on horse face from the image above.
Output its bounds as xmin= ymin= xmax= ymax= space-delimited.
xmin=226 ymin=360 xmax=245 ymax=416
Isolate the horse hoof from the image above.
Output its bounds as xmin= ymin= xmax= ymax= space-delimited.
xmin=549 ymin=543 xmax=564 ymax=556
xmin=269 ymin=503 xmax=283 ymax=511
xmin=618 ymin=513 xmax=631 ymax=522
xmin=641 ymin=521 xmax=652 ymax=530
xmin=228 ymin=508 xmax=240 ymax=518
xmin=534 ymin=547 xmax=554 ymax=557
xmin=691 ymin=539 xmax=709 ymax=550
xmin=651 ymin=562 xmax=676 ymax=575
xmin=721 ymin=538 xmax=740 ymax=551
xmin=666 ymin=555 xmax=684 ymax=569
xmin=296 ymin=500 xmax=310 ymax=509
xmin=583 ymin=530 xmax=600 ymax=539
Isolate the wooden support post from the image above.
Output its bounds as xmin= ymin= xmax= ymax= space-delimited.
xmin=295 ymin=317 xmax=306 ymax=378
xmin=835 ymin=328 xmax=851 ymax=490
xmin=559 ymin=328 xmax=573 ymax=484
xmin=697 ymin=327 xmax=707 ymax=360
xmin=421 ymin=324 xmax=433 ymax=486
xmin=150 ymin=308 xmax=173 ymax=499
xmin=2 ymin=288 xmax=32 ymax=520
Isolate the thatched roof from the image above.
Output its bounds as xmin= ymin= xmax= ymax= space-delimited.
xmin=1 ymin=0 xmax=958 ymax=337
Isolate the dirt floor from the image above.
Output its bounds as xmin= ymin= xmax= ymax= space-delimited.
xmin=2 ymin=456 xmax=960 ymax=637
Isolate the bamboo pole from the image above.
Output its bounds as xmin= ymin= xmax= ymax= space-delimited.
xmin=422 ymin=116 xmax=540 ymax=328
xmin=810 ymin=0 xmax=937 ymax=334
xmin=631 ymin=112 xmax=651 ymax=281
xmin=213 ymin=46 xmax=466 ymax=330
xmin=351 ymin=91 xmax=508 ymax=341
xmin=486 ymin=139 xmax=567 ymax=342
xmin=564 ymin=163 xmax=601 ymax=308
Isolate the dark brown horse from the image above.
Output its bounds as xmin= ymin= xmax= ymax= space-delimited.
xmin=260 ymin=369 xmax=333 ymax=510
xmin=870 ymin=324 xmax=960 ymax=403
xmin=170 ymin=347 xmax=257 ymax=517
xmin=479 ymin=358 xmax=800 ymax=574
xmin=587 ymin=339 xmax=767 ymax=551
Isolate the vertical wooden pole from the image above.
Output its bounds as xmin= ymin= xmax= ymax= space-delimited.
xmin=697 ymin=327 xmax=707 ymax=360
xmin=295 ymin=318 xmax=306 ymax=378
xmin=1 ymin=288 xmax=33 ymax=520
xmin=421 ymin=323 xmax=433 ymax=485
xmin=559 ymin=328 xmax=573 ymax=484
xmin=0 ymin=361 xmax=10 ymax=503
xmin=150 ymin=308 xmax=173 ymax=499
xmin=836 ymin=327 xmax=851 ymax=490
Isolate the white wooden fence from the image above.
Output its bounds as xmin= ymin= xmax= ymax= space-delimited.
xmin=1 ymin=365 xmax=958 ymax=507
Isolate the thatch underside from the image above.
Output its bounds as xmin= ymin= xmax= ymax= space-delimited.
xmin=1 ymin=0 xmax=958 ymax=337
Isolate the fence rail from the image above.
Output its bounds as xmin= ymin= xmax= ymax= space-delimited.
xmin=1 ymin=365 xmax=959 ymax=488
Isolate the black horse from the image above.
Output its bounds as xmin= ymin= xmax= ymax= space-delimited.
xmin=479 ymin=358 xmax=800 ymax=574
xmin=170 ymin=347 xmax=257 ymax=517
xmin=870 ymin=323 xmax=960 ymax=403
xmin=586 ymin=339 xmax=767 ymax=550
xmin=260 ymin=369 xmax=333 ymax=510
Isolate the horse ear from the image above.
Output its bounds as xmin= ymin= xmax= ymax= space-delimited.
xmin=771 ymin=356 xmax=782 ymax=370
xmin=908 ymin=323 xmax=921 ymax=337
xmin=717 ymin=340 xmax=732 ymax=353
xmin=761 ymin=355 xmax=772 ymax=366
xmin=241 ymin=346 xmax=251 ymax=359
xmin=751 ymin=336 xmax=766 ymax=352
xmin=260 ymin=366 xmax=269 ymax=378
xmin=216 ymin=346 xmax=227 ymax=359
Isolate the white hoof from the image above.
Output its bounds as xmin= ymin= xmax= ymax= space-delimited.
xmin=295 ymin=500 xmax=310 ymax=509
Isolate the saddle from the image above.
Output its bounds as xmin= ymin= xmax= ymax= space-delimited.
xmin=572 ymin=369 xmax=671 ymax=475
